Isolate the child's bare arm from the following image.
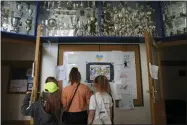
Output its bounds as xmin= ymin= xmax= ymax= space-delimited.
xmin=88 ymin=110 xmax=95 ymax=125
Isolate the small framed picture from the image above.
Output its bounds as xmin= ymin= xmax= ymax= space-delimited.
xmin=86 ymin=62 xmax=114 ymax=83
xmin=27 ymin=83 xmax=33 ymax=91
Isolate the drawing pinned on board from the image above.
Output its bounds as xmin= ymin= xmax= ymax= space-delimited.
xmin=124 ymin=55 xmax=131 ymax=68
xmin=119 ymin=94 xmax=134 ymax=110
xmin=120 ymin=85 xmax=128 ymax=90
xmin=96 ymin=54 xmax=103 ymax=61
xmin=120 ymin=71 xmax=128 ymax=79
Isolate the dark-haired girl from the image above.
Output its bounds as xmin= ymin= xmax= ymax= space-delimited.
xmin=62 ymin=67 xmax=92 ymax=124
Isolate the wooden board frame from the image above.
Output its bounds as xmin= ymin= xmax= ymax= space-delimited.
xmin=58 ymin=44 xmax=143 ymax=106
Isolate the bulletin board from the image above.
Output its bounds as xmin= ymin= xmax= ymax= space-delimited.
xmin=58 ymin=45 xmax=143 ymax=106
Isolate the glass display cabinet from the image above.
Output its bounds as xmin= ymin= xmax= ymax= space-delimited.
xmin=37 ymin=1 xmax=99 ymax=37
xmin=1 ymin=1 xmax=186 ymax=38
xmin=101 ymin=1 xmax=158 ymax=37
xmin=1 ymin=1 xmax=37 ymax=35
xmin=161 ymin=1 xmax=187 ymax=36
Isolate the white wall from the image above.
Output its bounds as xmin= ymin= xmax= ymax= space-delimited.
xmin=40 ymin=43 xmax=58 ymax=92
xmin=40 ymin=43 xmax=151 ymax=124
xmin=1 ymin=43 xmax=35 ymax=121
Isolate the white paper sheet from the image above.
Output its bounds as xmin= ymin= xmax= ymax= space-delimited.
xmin=112 ymin=51 xmax=124 ymax=64
xmin=9 ymin=80 xmax=27 ymax=92
xmin=119 ymin=69 xmax=137 ymax=99
xmin=114 ymin=65 xmax=123 ymax=80
xmin=110 ymin=82 xmax=122 ymax=100
xmin=31 ymin=62 xmax=35 ymax=78
xmin=56 ymin=65 xmax=66 ymax=81
xmin=119 ymin=94 xmax=134 ymax=110
xmin=149 ymin=63 xmax=159 ymax=79
xmin=116 ymin=80 xmax=133 ymax=95
xmin=68 ymin=53 xmax=80 ymax=64
xmin=123 ymin=52 xmax=135 ymax=69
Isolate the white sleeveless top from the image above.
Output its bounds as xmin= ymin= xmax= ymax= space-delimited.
xmin=89 ymin=92 xmax=113 ymax=124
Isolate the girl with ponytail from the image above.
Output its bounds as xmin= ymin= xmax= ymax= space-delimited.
xmin=62 ymin=67 xmax=92 ymax=124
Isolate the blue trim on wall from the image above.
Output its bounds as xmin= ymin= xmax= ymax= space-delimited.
xmin=40 ymin=36 xmax=162 ymax=43
xmin=34 ymin=1 xmax=39 ymax=36
xmin=1 ymin=31 xmax=36 ymax=41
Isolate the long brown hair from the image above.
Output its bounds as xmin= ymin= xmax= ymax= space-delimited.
xmin=69 ymin=67 xmax=81 ymax=85
xmin=42 ymin=76 xmax=60 ymax=114
xmin=41 ymin=90 xmax=61 ymax=114
xmin=94 ymin=75 xmax=110 ymax=93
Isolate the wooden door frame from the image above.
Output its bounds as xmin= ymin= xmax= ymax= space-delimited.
xmin=144 ymin=32 xmax=187 ymax=124
xmin=145 ymin=32 xmax=167 ymax=125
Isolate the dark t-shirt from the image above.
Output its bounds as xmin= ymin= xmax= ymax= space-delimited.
xmin=21 ymin=93 xmax=62 ymax=125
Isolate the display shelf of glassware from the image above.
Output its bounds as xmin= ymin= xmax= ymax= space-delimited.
xmin=38 ymin=1 xmax=99 ymax=37
xmin=101 ymin=1 xmax=159 ymax=37
xmin=1 ymin=1 xmax=37 ymax=35
xmin=161 ymin=1 xmax=187 ymax=37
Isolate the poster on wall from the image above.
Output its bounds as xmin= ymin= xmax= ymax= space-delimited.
xmin=9 ymin=80 xmax=28 ymax=93
xmin=86 ymin=62 xmax=114 ymax=83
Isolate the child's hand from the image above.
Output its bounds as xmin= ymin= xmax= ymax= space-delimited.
xmin=26 ymin=91 xmax=32 ymax=94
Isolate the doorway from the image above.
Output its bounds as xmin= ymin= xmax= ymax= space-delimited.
xmin=160 ymin=44 xmax=187 ymax=124
xmin=144 ymin=31 xmax=187 ymax=125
